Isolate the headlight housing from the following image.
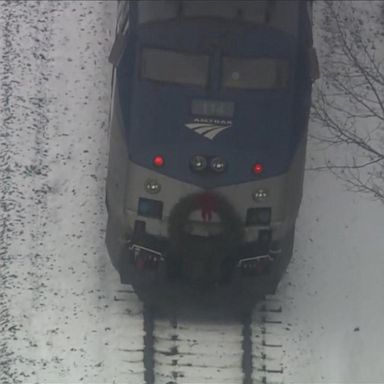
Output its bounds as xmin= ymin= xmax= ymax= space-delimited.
xmin=190 ymin=155 xmax=207 ymax=171
xmin=252 ymin=189 xmax=269 ymax=202
xmin=210 ymin=157 xmax=226 ymax=172
xmin=144 ymin=179 xmax=161 ymax=194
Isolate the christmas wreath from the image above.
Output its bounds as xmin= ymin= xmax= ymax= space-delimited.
xmin=167 ymin=192 xmax=244 ymax=287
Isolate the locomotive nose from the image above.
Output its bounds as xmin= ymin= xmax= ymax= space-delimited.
xmin=167 ymin=192 xmax=243 ymax=288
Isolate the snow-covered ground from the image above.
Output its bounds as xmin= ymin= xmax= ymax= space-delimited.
xmin=0 ymin=2 xmax=142 ymax=383
xmin=281 ymin=2 xmax=384 ymax=382
xmin=1 ymin=1 xmax=383 ymax=383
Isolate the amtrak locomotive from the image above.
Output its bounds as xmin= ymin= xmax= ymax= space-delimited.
xmin=106 ymin=0 xmax=318 ymax=310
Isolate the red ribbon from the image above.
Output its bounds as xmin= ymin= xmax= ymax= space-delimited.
xmin=196 ymin=193 xmax=217 ymax=222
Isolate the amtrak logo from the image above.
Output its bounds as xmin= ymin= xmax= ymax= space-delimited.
xmin=185 ymin=118 xmax=232 ymax=140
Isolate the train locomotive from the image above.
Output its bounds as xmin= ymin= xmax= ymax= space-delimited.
xmin=106 ymin=0 xmax=318 ymax=310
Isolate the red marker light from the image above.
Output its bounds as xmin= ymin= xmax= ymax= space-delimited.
xmin=252 ymin=163 xmax=264 ymax=175
xmin=153 ymin=155 xmax=165 ymax=167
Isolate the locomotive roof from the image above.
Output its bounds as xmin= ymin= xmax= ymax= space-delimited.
xmin=136 ymin=0 xmax=300 ymax=37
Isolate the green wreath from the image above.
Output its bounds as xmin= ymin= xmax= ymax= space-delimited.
xmin=167 ymin=192 xmax=244 ymax=286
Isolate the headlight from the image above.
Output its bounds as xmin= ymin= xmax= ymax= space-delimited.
xmin=210 ymin=157 xmax=226 ymax=172
xmin=144 ymin=179 xmax=161 ymax=194
xmin=190 ymin=155 xmax=207 ymax=171
xmin=252 ymin=189 xmax=269 ymax=202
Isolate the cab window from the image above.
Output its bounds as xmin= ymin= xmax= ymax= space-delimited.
xmin=141 ymin=48 xmax=209 ymax=87
xmin=222 ymin=57 xmax=289 ymax=89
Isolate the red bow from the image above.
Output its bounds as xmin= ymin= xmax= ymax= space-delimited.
xmin=196 ymin=193 xmax=217 ymax=222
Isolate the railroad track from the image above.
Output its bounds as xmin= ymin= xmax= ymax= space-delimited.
xmin=252 ymin=299 xmax=285 ymax=384
xmin=114 ymin=289 xmax=285 ymax=384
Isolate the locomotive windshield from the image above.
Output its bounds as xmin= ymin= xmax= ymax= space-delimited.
xmin=141 ymin=48 xmax=209 ymax=87
xmin=222 ymin=57 xmax=289 ymax=90
xmin=140 ymin=48 xmax=290 ymax=90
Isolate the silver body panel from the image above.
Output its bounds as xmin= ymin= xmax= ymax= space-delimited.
xmin=106 ymin=82 xmax=306 ymax=265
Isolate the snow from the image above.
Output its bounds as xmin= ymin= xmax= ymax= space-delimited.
xmin=1 ymin=1 xmax=141 ymax=383
xmin=1 ymin=1 xmax=384 ymax=383
xmin=279 ymin=2 xmax=384 ymax=382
